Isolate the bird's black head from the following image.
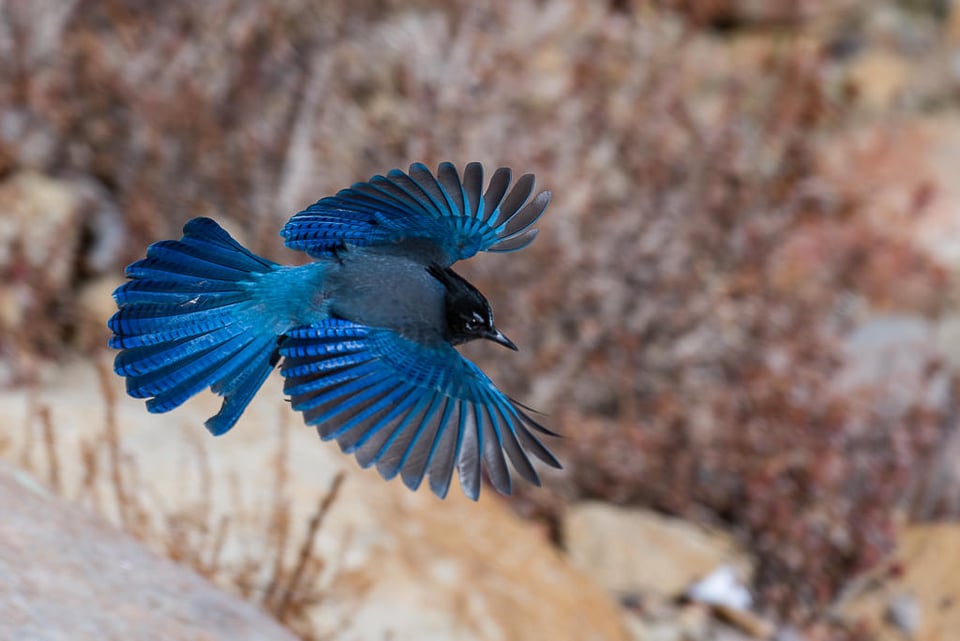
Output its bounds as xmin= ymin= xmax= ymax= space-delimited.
xmin=428 ymin=264 xmax=517 ymax=350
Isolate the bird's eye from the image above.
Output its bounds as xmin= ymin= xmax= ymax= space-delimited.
xmin=463 ymin=312 xmax=485 ymax=332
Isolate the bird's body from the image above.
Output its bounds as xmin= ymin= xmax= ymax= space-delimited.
xmin=109 ymin=162 xmax=559 ymax=499
xmin=328 ymin=247 xmax=447 ymax=339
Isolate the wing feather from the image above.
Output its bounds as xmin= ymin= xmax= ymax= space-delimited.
xmin=281 ymin=162 xmax=550 ymax=266
xmin=492 ymin=174 xmax=535 ymax=228
xmin=462 ymin=161 xmax=484 ymax=218
xmin=481 ymin=167 xmax=512 ymax=224
xmin=278 ymin=320 xmax=561 ymax=500
xmin=436 ymin=162 xmax=467 ymax=219
xmin=429 ymin=400 xmax=465 ymax=499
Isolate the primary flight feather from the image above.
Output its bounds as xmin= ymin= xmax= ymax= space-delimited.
xmin=109 ymin=161 xmax=559 ymax=500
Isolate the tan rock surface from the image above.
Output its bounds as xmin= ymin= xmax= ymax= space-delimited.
xmin=564 ymin=501 xmax=750 ymax=600
xmin=821 ymin=115 xmax=960 ymax=271
xmin=840 ymin=523 xmax=960 ymax=641
xmin=0 ymin=462 xmax=299 ymax=641
xmin=0 ymin=358 xmax=629 ymax=641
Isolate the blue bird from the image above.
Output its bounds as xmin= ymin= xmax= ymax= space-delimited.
xmin=109 ymin=161 xmax=560 ymax=500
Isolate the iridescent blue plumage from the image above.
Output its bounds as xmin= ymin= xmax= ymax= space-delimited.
xmin=110 ymin=217 xmax=282 ymax=434
xmin=110 ymin=162 xmax=559 ymax=499
xmin=281 ymin=161 xmax=550 ymax=265
xmin=279 ymin=321 xmax=558 ymax=499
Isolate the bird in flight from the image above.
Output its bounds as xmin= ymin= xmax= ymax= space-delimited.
xmin=108 ymin=162 xmax=560 ymax=500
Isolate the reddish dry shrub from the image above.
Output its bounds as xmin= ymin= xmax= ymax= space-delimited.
xmin=491 ymin=32 xmax=949 ymax=622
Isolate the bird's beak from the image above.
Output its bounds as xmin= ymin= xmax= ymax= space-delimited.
xmin=485 ymin=327 xmax=518 ymax=351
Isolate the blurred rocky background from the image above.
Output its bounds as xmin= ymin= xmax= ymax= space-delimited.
xmin=3 ymin=0 xmax=960 ymax=639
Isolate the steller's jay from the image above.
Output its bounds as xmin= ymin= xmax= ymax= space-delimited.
xmin=109 ymin=162 xmax=560 ymax=500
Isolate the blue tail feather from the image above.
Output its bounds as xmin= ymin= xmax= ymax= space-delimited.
xmin=109 ymin=317 xmax=237 ymax=349
xmin=125 ymin=336 xmax=241 ymax=400
xmin=109 ymin=218 xmax=282 ymax=435
xmin=205 ymin=346 xmax=277 ymax=435
xmin=114 ymin=279 xmax=245 ymax=305
xmin=179 ymin=233 xmax=274 ymax=272
xmin=114 ymin=325 xmax=245 ymax=377
xmin=126 ymin=331 xmax=251 ymax=399
xmin=181 ymin=217 xmax=274 ymax=269
xmin=145 ymin=333 xmax=255 ymax=413
xmin=109 ymin=302 xmax=245 ymax=338
xmin=210 ymin=334 xmax=278 ymax=396
xmin=124 ymin=255 xmax=243 ymax=283
xmin=143 ymin=241 xmax=256 ymax=281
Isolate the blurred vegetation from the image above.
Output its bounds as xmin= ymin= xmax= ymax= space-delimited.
xmin=3 ymin=0 xmax=960 ymax=633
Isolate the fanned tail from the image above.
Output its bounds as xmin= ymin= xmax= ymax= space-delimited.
xmin=108 ymin=217 xmax=280 ymax=435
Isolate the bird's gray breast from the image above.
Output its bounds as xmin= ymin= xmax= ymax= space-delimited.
xmin=327 ymin=248 xmax=447 ymax=342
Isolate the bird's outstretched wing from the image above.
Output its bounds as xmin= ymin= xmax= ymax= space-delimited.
xmin=279 ymin=319 xmax=560 ymax=499
xmin=280 ymin=162 xmax=551 ymax=267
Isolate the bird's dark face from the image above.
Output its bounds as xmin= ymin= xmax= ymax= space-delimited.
xmin=428 ymin=265 xmax=518 ymax=350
